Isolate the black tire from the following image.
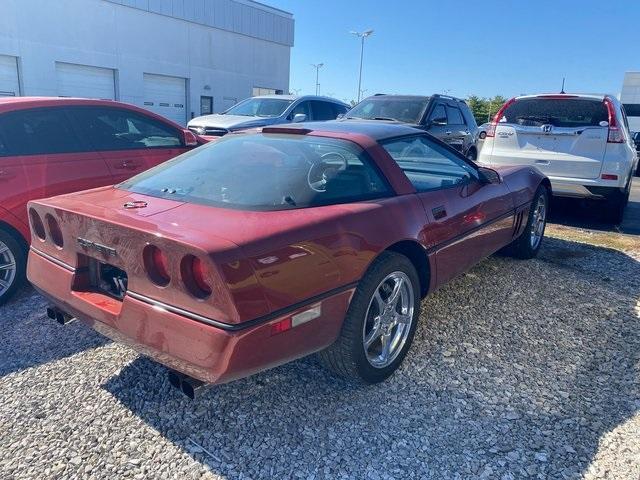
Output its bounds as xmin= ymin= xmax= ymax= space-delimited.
xmin=0 ymin=228 xmax=27 ymax=306
xmin=504 ymin=186 xmax=549 ymax=260
xmin=466 ymin=147 xmax=478 ymax=161
xmin=603 ymin=190 xmax=629 ymax=225
xmin=318 ymin=251 xmax=421 ymax=384
xmin=479 ymin=131 xmax=487 ymax=140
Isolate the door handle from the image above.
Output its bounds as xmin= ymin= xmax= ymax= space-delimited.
xmin=445 ymin=131 xmax=452 ymax=135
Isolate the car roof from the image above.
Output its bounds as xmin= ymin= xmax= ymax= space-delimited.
xmin=515 ymin=93 xmax=608 ymax=101
xmin=254 ymin=94 xmax=348 ymax=105
xmin=362 ymin=95 xmax=431 ymax=101
xmin=277 ymin=120 xmax=424 ymax=141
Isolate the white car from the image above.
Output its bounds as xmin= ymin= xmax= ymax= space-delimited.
xmin=479 ymin=94 xmax=638 ymax=223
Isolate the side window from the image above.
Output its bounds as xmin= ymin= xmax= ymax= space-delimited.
xmin=446 ymin=105 xmax=465 ymax=125
xmin=69 ymin=107 xmax=182 ymax=151
xmin=289 ymin=101 xmax=311 ymax=120
xmin=310 ymin=101 xmax=337 ymax=121
xmin=332 ymin=103 xmax=348 ymax=118
xmin=428 ymin=104 xmax=447 ymax=125
xmin=0 ymin=108 xmax=83 ymax=157
xmin=382 ymin=136 xmax=476 ymax=192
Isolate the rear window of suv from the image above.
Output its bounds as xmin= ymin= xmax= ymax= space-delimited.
xmin=499 ymin=98 xmax=608 ymax=127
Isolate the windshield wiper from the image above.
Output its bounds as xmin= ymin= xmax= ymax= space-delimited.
xmin=372 ymin=116 xmax=400 ymax=122
xmin=345 ymin=116 xmax=363 ymax=120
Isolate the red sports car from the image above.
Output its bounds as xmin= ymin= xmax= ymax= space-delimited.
xmin=27 ymin=122 xmax=550 ymax=398
xmin=0 ymin=97 xmax=203 ymax=304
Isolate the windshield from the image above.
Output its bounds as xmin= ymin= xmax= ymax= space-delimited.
xmin=346 ymin=97 xmax=429 ymax=124
xmin=224 ymin=98 xmax=293 ymax=117
xmin=499 ymin=98 xmax=608 ymax=127
xmin=119 ymin=134 xmax=391 ymax=211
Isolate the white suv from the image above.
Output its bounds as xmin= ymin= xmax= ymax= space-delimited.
xmin=479 ymin=94 xmax=638 ymax=223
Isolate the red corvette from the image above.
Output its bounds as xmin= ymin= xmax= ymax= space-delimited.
xmin=27 ymin=122 xmax=550 ymax=397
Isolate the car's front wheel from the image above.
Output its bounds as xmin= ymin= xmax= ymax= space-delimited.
xmin=318 ymin=251 xmax=420 ymax=384
xmin=0 ymin=229 xmax=26 ymax=306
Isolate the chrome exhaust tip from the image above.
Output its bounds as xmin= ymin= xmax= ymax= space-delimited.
xmin=180 ymin=377 xmax=208 ymax=400
xmin=46 ymin=306 xmax=76 ymax=325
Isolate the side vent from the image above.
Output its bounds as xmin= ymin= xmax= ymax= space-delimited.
xmin=512 ymin=210 xmax=525 ymax=238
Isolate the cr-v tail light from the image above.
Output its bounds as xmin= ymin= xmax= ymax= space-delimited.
xmin=604 ymin=97 xmax=625 ymax=143
xmin=143 ymin=245 xmax=171 ymax=286
xmin=485 ymin=97 xmax=516 ymax=138
xmin=29 ymin=208 xmax=46 ymax=241
xmin=181 ymin=255 xmax=212 ymax=298
xmin=45 ymin=214 xmax=64 ymax=248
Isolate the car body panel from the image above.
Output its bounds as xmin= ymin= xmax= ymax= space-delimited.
xmin=27 ymin=122 xmax=546 ymax=384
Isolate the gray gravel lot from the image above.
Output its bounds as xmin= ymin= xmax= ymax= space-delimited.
xmin=1 ymin=235 xmax=639 ymax=479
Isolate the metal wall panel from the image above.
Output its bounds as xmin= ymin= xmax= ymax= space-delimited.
xmin=105 ymin=0 xmax=294 ymax=46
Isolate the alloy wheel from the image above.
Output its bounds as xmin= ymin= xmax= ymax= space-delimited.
xmin=530 ymin=194 xmax=546 ymax=249
xmin=362 ymin=271 xmax=414 ymax=368
xmin=0 ymin=239 xmax=17 ymax=297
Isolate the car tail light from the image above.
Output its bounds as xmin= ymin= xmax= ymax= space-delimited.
xmin=181 ymin=255 xmax=212 ymax=298
xmin=143 ymin=245 xmax=170 ymax=286
xmin=485 ymin=97 xmax=516 ymax=138
xmin=604 ymin=97 xmax=625 ymax=143
xmin=45 ymin=214 xmax=64 ymax=248
xmin=601 ymin=174 xmax=618 ymax=181
xmin=270 ymin=317 xmax=292 ymax=335
xmin=29 ymin=209 xmax=46 ymax=241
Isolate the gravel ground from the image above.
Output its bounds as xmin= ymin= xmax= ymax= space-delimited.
xmin=1 ymin=233 xmax=638 ymax=479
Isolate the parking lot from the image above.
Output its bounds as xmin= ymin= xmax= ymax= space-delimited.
xmin=1 ymin=222 xmax=638 ymax=479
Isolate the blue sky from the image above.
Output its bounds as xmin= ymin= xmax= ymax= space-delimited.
xmin=268 ymin=0 xmax=637 ymax=102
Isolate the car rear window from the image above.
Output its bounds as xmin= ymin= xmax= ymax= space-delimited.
xmin=499 ymin=98 xmax=608 ymax=127
xmin=119 ymin=134 xmax=391 ymax=211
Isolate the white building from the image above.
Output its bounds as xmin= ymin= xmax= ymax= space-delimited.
xmin=0 ymin=0 xmax=293 ymax=125
xmin=620 ymin=72 xmax=640 ymax=132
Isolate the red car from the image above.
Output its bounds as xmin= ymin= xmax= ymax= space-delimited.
xmin=0 ymin=97 xmax=202 ymax=304
xmin=27 ymin=122 xmax=550 ymax=397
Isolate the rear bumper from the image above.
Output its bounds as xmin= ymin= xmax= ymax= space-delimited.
xmin=28 ymin=248 xmax=354 ymax=384
xmin=548 ymin=176 xmax=627 ymax=200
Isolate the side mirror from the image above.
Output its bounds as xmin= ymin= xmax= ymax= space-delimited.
xmin=292 ymin=113 xmax=307 ymax=123
xmin=336 ymin=113 xmax=345 ymax=119
xmin=181 ymin=129 xmax=199 ymax=147
xmin=477 ymin=166 xmax=501 ymax=185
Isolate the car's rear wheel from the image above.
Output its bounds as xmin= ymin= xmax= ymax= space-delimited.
xmin=479 ymin=131 xmax=487 ymax=140
xmin=503 ymin=185 xmax=548 ymax=259
xmin=318 ymin=251 xmax=420 ymax=384
xmin=0 ymin=229 xmax=26 ymax=306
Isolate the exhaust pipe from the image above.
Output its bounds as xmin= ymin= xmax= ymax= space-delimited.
xmin=167 ymin=370 xmax=211 ymax=399
xmin=46 ymin=307 xmax=76 ymax=325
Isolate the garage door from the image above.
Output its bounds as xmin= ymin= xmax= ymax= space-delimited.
xmin=0 ymin=55 xmax=19 ymax=97
xmin=143 ymin=73 xmax=186 ymax=126
xmin=56 ymin=62 xmax=115 ymax=100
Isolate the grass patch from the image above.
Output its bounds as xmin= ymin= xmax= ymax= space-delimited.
xmin=546 ymin=224 xmax=640 ymax=253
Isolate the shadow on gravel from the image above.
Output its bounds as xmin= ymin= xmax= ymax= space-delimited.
xmin=104 ymin=237 xmax=639 ymax=478
xmin=0 ymin=286 xmax=109 ymax=377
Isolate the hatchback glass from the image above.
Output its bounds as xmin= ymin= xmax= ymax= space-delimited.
xmin=347 ymin=98 xmax=429 ymax=124
xmin=120 ymin=134 xmax=391 ymax=210
xmin=499 ymin=98 xmax=608 ymax=127
xmin=224 ymin=98 xmax=293 ymax=117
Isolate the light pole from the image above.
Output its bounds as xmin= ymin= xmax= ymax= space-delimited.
xmin=350 ymin=29 xmax=374 ymax=102
xmin=311 ymin=63 xmax=324 ymax=95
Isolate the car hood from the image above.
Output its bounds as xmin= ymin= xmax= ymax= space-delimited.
xmin=187 ymin=114 xmax=279 ymax=130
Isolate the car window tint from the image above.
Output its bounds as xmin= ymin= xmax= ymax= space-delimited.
xmin=311 ymin=101 xmax=337 ymax=121
xmin=120 ymin=134 xmax=391 ymax=210
xmin=499 ymin=98 xmax=608 ymax=127
xmin=429 ymin=104 xmax=447 ymax=125
xmin=290 ymin=101 xmax=311 ymax=120
xmin=69 ymin=106 xmax=181 ymax=151
xmin=0 ymin=108 xmax=83 ymax=156
xmin=383 ymin=136 xmax=475 ymax=192
xmin=446 ymin=105 xmax=465 ymax=125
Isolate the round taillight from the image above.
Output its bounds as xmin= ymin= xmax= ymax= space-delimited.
xmin=29 ymin=209 xmax=46 ymax=241
xmin=181 ymin=255 xmax=212 ymax=299
xmin=45 ymin=214 xmax=64 ymax=248
xmin=143 ymin=245 xmax=170 ymax=286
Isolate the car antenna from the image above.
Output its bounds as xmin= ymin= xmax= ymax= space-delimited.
xmin=560 ymin=77 xmax=566 ymax=94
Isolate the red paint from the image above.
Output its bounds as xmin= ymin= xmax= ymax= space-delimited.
xmin=27 ymin=124 xmax=547 ymax=385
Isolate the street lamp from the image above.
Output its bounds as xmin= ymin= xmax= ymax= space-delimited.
xmin=311 ymin=63 xmax=324 ymax=95
xmin=350 ymin=29 xmax=374 ymax=102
